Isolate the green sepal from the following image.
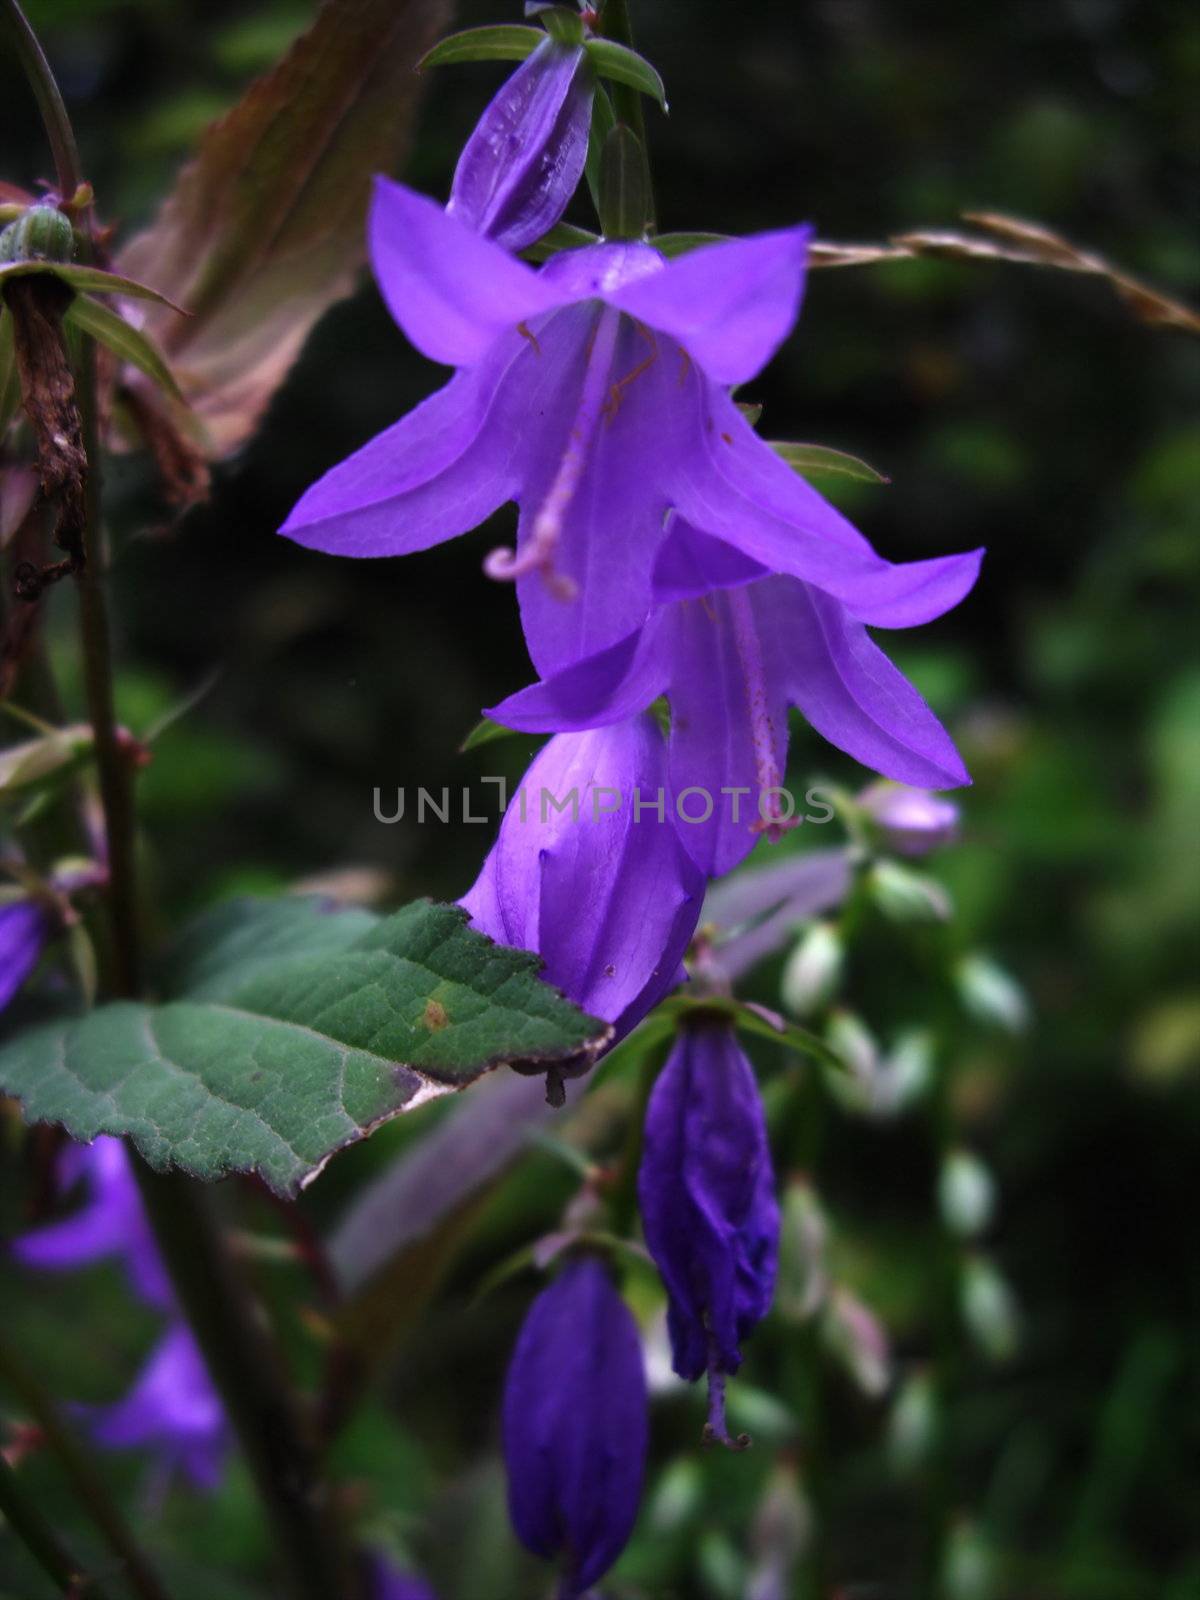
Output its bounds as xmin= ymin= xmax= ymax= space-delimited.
xmin=417 ymin=24 xmax=544 ymax=71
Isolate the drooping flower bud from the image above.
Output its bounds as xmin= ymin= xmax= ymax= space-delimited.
xmin=502 ymin=1256 xmax=647 ymax=1598
xmin=460 ymin=715 xmax=705 ymax=1050
xmin=637 ymin=1022 xmax=779 ymax=1446
xmin=89 ymin=1322 xmax=229 ymax=1491
xmin=447 ymin=36 xmax=594 ymax=251
xmin=859 ymin=781 xmax=960 ymax=856
xmin=938 ymin=1148 xmax=996 ymax=1238
xmin=780 ymin=920 xmax=843 ymax=1017
xmin=0 ymin=203 xmax=75 ymax=266
xmin=0 ymin=895 xmax=48 ymax=1011
xmin=11 ymin=1134 xmax=173 ymax=1311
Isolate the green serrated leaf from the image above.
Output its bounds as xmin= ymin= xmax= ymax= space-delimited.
xmin=0 ymin=897 xmax=610 ymax=1196
xmin=585 ymin=37 xmax=668 ymax=112
xmin=0 ymin=259 xmax=186 ymax=311
xmin=417 ymin=24 xmax=544 ymax=70
xmin=65 ymin=295 xmax=184 ymax=402
xmin=769 ymin=440 xmax=891 ymax=485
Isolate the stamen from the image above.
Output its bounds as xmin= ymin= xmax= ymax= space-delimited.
xmin=725 ymin=587 xmax=797 ymax=843
xmin=701 ymin=1341 xmax=752 ymax=1452
xmin=602 ymin=320 xmax=659 ymax=425
xmin=516 ymin=320 xmax=541 ymax=355
xmin=484 ymin=307 xmax=621 ymax=602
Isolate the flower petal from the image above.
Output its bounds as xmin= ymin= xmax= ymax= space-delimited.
xmin=369 ymin=177 xmax=567 ymax=367
xmin=607 ymin=227 xmax=812 ymax=384
xmin=488 ymin=616 xmax=668 ymax=732
xmin=280 ymin=337 xmax=525 ymax=556
xmin=448 ymin=39 xmax=593 ymax=252
xmin=766 ymin=581 xmax=971 ymax=788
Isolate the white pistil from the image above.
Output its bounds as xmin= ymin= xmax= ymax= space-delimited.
xmin=484 ymin=306 xmax=622 ymax=601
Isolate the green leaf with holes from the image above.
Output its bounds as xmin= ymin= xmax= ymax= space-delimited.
xmin=0 ymin=896 xmax=610 ymax=1197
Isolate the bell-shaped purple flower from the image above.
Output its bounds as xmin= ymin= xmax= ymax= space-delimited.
xmin=281 ymin=180 xmax=982 ymax=680
xmin=638 ymin=1023 xmax=779 ymax=1444
xmin=11 ymin=1134 xmax=173 ymax=1312
xmin=89 ymin=1322 xmax=229 ymax=1492
xmin=367 ymin=1552 xmax=438 ymax=1600
xmin=503 ymin=1256 xmax=647 ymax=1598
xmin=858 ymin=780 xmax=960 ymax=856
xmin=459 ymin=713 xmax=704 ymax=1043
xmin=492 ymin=518 xmax=970 ymax=876
xmin=447 ymin=36 xmax=594 ymax=252
xmin=0 ymin=895 xmax=48 ymax=1011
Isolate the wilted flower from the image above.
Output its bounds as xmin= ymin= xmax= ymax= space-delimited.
xmin=503 ymin=1255 xmax=647 ymax=1598
xmin=460 ymin=714 xmax=704 ymax=1046
xmin=282 ymin=180 xmax=982 ymax=681
xmin=11 ymin=1134 xmax=173 ymax=1311
xmin=447 ymin=36 xmax=594 ymax=251
xmin=637 ymin=1023 xmax=779 ymax=1444
xmin=0 ymin=895 xmax=48 ymax=1011
xmin=89 ymin=1322 xmax=229 ymax=1491
xmin=492 ymin=518 xmax=971 ymax=875
xmin=859 ymin=780 xmax=960 ymax=856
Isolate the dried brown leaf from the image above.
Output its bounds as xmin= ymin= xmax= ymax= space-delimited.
xmin=117 ymin=0 xmax=450 ymax=462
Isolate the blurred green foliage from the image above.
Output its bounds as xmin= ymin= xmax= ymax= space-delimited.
xmin=1 ymin=0 xmax=1198 ymax=1596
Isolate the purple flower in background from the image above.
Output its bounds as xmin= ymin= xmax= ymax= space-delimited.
xmin=503 ymin=1256 xmax=647 ymax=1598
xmin=368 ymin=1552 xmax=438 ymax=1600
xmin=89 ymin=1322 xmax=229 ymax=1492
xmin=492 ymin=519 xmax=970 ymax=876
xmin=0 ymin=896 xmax=48 ymax=1011
xmin=638 ymin=1023 xmax=779 ymax=1445
xmin=447 ymin=36 xmax=594 ymax=251
xmin=281 ymin=180 xmax=982 ymax=679
xmin=460 ymin=714 xmax=704 ymax=1045
xmin=11 ymin=1134 xmax=173 ymax=1311
xmin=859 ymin=780 xmax=961 ymax=856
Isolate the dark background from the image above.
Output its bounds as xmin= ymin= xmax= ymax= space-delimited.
xmin=1 ymin=2 xmax=1198 ymax=1596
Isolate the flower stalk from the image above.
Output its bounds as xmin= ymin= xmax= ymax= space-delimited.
xmin=0 ymin=1331 xmax=175 ymax=1600
xmin=0 ymin=1451 xmax=115 ymax=1599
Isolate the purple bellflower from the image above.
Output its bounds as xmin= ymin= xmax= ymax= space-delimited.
xmin=89 ymin=1321 xmax=229 ymax=1492
xmin=491 ymin=518 xmax=970 ymax=876
xmin=367 ymin=1552 xmax=438 ymax=1600
xmin=11 ymin=1133 xmax=173 ymax=1312
xmin=459 ymin=713 xmax=704 ymax=1044
xmin=447 ymin=36 xmax=594 ymax=252
xmin=281 ymin=180 xmax=982 ymax=681
xmin=638 ymin=1022 xmax=779 ymax=1446
xmin=503 ymin=1255 xmax=648 ymax=1598
xmin=858 ymin=780 xmax=961 ymax=856
xmin=0 ymin=895 xmax=48 ymax=1011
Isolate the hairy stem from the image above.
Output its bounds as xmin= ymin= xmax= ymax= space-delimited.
xmin=0 ymin=1333 xmax=175 ymax=1600
xmin=0 ymin=0 xmax=83 ymax=201
xmin=0 ymin=1452 xmax=114 ymax=1599
xmin=133 ymin=1164 xmax=357 ymax=1600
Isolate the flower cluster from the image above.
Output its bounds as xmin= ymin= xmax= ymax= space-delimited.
xmin=282 ymin=20 xmax=982 ymax=1592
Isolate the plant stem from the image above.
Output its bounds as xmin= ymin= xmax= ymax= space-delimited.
xmin=133 ymin=1163 xmax=356 ymax=1600
xmin=1 ymin=0 xmax=83 ymax=201
xmin=0 ymin=1333 xmax=175 ymax=1600
xmin=599 ymin=0 xmax=656 ymax=227
xmin=0 ymin=1452 xmax=114 ymax=1598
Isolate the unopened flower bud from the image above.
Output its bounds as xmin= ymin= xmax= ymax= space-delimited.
xmin=823 ymin=1287 xmax=891 ymax=1397
xmin=941 ymin=1518 xmax=996 ymax=1600
xmin=746 ymin=1462 xmax=811 ymax=1600
xmin=503 ymin=1256 xmax=647 ymax=1598
xmin=955 ymin=952 xmax=1030 ymax=1033
xmin=938 ymin=1148 xmax=996 ymax=1238
xmin=859 ymin=781 xmax=960 ymax=856
xmin=0 ymin=203 xmax=74 ymax=266
xmin=961 ymin=1254 xmax=1019 ymax=1363
xmin=868 ymin=858 xmax=952 ymax=924
xmin=780 ymin=921 xmax=843 ymax=1016
xmin=775 ymin=1178 xmax=829 ymax=1322
xmin=887 ymin=1368 xmax=937 ymax=1476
